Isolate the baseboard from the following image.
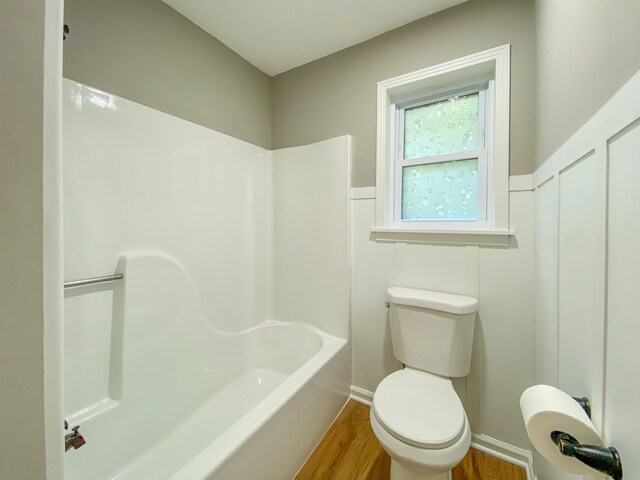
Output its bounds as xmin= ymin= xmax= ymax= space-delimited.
xmin=471 ymin=434 xmax=536 ymax=480
xmin=350 ymin=385 xmax=374 ymax=405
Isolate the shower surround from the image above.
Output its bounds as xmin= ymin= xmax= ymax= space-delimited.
xmin=63 ymin=80 xmax=350 ymax=479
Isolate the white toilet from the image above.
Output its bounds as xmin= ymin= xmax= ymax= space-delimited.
xmin=370 ymin=287 xmax=478 ymax=480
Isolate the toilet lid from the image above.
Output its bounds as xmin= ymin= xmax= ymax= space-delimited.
xmin=372 ymin=369 xmax=465 ymax=449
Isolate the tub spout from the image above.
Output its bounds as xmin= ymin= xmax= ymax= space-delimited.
xmin=65 ymin=424 xmax=86 ymax=452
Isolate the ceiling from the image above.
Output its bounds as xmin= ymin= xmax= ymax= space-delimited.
xmin=162 ymin=0 xmax=467 ymax=76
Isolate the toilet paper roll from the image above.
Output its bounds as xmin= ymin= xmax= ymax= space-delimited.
xmin=520 ymin=385 xmax=604 ymax=475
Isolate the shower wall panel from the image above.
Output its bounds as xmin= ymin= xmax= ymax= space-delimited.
xmin=63 ymin=79 xmax=272 ymax=417
xmin=272 ymin=137 xmax=351 ymax=339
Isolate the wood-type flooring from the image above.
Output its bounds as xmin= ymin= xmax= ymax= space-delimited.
xmin=295 ymin=400 xmax=527 ymax=480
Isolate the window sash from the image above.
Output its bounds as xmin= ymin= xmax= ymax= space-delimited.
xmin=393 ymin=151 xmax=488 ymax=223
xmin=393 ymin=86 xmax=488 ymax=225
xmin=399 ymin=85 xmax=487 ymax=160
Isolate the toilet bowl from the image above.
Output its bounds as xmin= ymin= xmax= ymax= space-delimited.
xmin=370 ymin=369 xmax=471 ymax=480
xmin=371 ymin=287 xmax=477 ymax=480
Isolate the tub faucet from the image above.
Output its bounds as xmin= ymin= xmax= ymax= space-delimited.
xmin=64 ymin=422 xmax=86 ymax=452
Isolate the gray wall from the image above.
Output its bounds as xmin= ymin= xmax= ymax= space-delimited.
xmin=61 ymin=0 xmax=640 ymax=180
xmin=271 ymin=0 xmax=537 ymax=187
xmin=63 ymin=0 xmax=272 ymax=148
xmin=535 ymin=0 xmax=640 ymax=168
xmin=1 ymin=1 xmax=49 ymax=478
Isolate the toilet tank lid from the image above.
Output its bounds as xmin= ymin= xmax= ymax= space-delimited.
xmin=387 ymin=287 xmax=478 ymax=314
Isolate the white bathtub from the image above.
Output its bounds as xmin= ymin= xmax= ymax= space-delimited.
xmin=171 ymin=324 xmax=348 ymax=480
xmin=64 ymin=253 xmax=349 ymax=480
xmin=63 ymin=83 xmax=351 ymax=479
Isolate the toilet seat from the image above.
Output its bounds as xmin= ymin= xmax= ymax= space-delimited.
xmin=372 ymin=369 xmax=465 ymax=450
xmin=370 ymin=408 xmax=471 ymax=476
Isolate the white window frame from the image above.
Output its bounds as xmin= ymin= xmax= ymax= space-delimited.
xmin=393 ymin=85 xmax=490 ymax=228
xmin=374 ymin=45 xmax=511 ymax=238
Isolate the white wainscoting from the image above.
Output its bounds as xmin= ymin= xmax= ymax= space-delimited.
xmin=604 ymin=117 xmax=640 ymax=480
xmin=533 ymin=69 xmax=640 ymax=480
xmin=349 ymin=180 xmax=537 ymax=459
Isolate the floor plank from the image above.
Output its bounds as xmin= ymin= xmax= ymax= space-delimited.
xmin=451 ymin=448 xmax=527 ymax=480
xmin=295 ymin=400 xmax=390 ymax=480
xmin=295 ymin=400 xmax=526 ymax=480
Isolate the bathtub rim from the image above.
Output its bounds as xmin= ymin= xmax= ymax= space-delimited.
xmin=168 ymin=319 xmax=347 ymax=480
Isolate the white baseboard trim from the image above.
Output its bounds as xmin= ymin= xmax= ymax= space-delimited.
xmin=471 ymin=434 xmax=536 ymax=480
xmin=350 ymin=385 xmax=374 ymax=405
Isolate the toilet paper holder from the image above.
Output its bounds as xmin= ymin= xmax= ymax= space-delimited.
xmin=550 ymin=396 xmax=623 ymax=480
xmin=572 ymin=396 xmax=591 ymax=419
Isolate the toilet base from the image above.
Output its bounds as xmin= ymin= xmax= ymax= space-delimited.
xmin=391 ymin=459 xmax=452 ymax=480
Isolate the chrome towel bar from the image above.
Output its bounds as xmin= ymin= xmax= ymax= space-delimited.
xmin=63 ymin=274 xmax=123 ymax=289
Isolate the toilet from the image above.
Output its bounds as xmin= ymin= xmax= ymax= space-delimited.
xmin=370 ymin=287 xmax=478 ymax=480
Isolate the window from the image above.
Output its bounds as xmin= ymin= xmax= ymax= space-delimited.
xmin=375 ymin=45 xmax=511 ymax=241
xmin=396 ymin=87 xmax=487 ymax=224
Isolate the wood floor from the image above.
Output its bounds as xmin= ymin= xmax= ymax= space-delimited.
xmin=295 ymin=400 xmax=527 ymax=480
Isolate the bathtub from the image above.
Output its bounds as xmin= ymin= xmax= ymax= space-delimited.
xmin=64 ymin=253 xmax=349 ymax=480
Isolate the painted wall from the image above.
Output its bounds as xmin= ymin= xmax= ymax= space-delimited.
xmin=350 ymin=185 xmax=537 ymax=451
xmin=0 ymin=0 xmax=64 ymax=478
xmin=0 ymin=2 xmax=46 ymax=477
xmin=62 ymin=0 xmax=640 ymax=176
xmin=535 ymin=0 xmax=640 ymax=168
xmin=533 ymin=69 xmax=640 ymax=480
xmin=63 ymin=0 xmax=272 ymax=148
xmin=271 ymin=0 xmax=536 ymax=186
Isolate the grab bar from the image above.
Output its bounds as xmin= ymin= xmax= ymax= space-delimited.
xmin=64 ymin=274 xmax=123 ymax=289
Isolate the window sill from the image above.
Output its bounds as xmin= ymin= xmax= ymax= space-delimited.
xmin=370 ymin=228 xmax=515 ymax=247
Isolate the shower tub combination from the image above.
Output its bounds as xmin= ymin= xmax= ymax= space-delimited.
xmin=64 ymin=253 xmax=349 ymax=480
xmin=63 ymin=81 xmax=351 ymax=479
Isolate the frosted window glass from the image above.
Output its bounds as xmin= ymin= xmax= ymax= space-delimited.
xmin=404 ymin=93 xmax=479 ymax=159
xmin=401 ymin=159 xmax=478 ymax=220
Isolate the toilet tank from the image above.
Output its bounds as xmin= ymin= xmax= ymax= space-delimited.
xmin=387 ymin=287 xmax=477 ymax=377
